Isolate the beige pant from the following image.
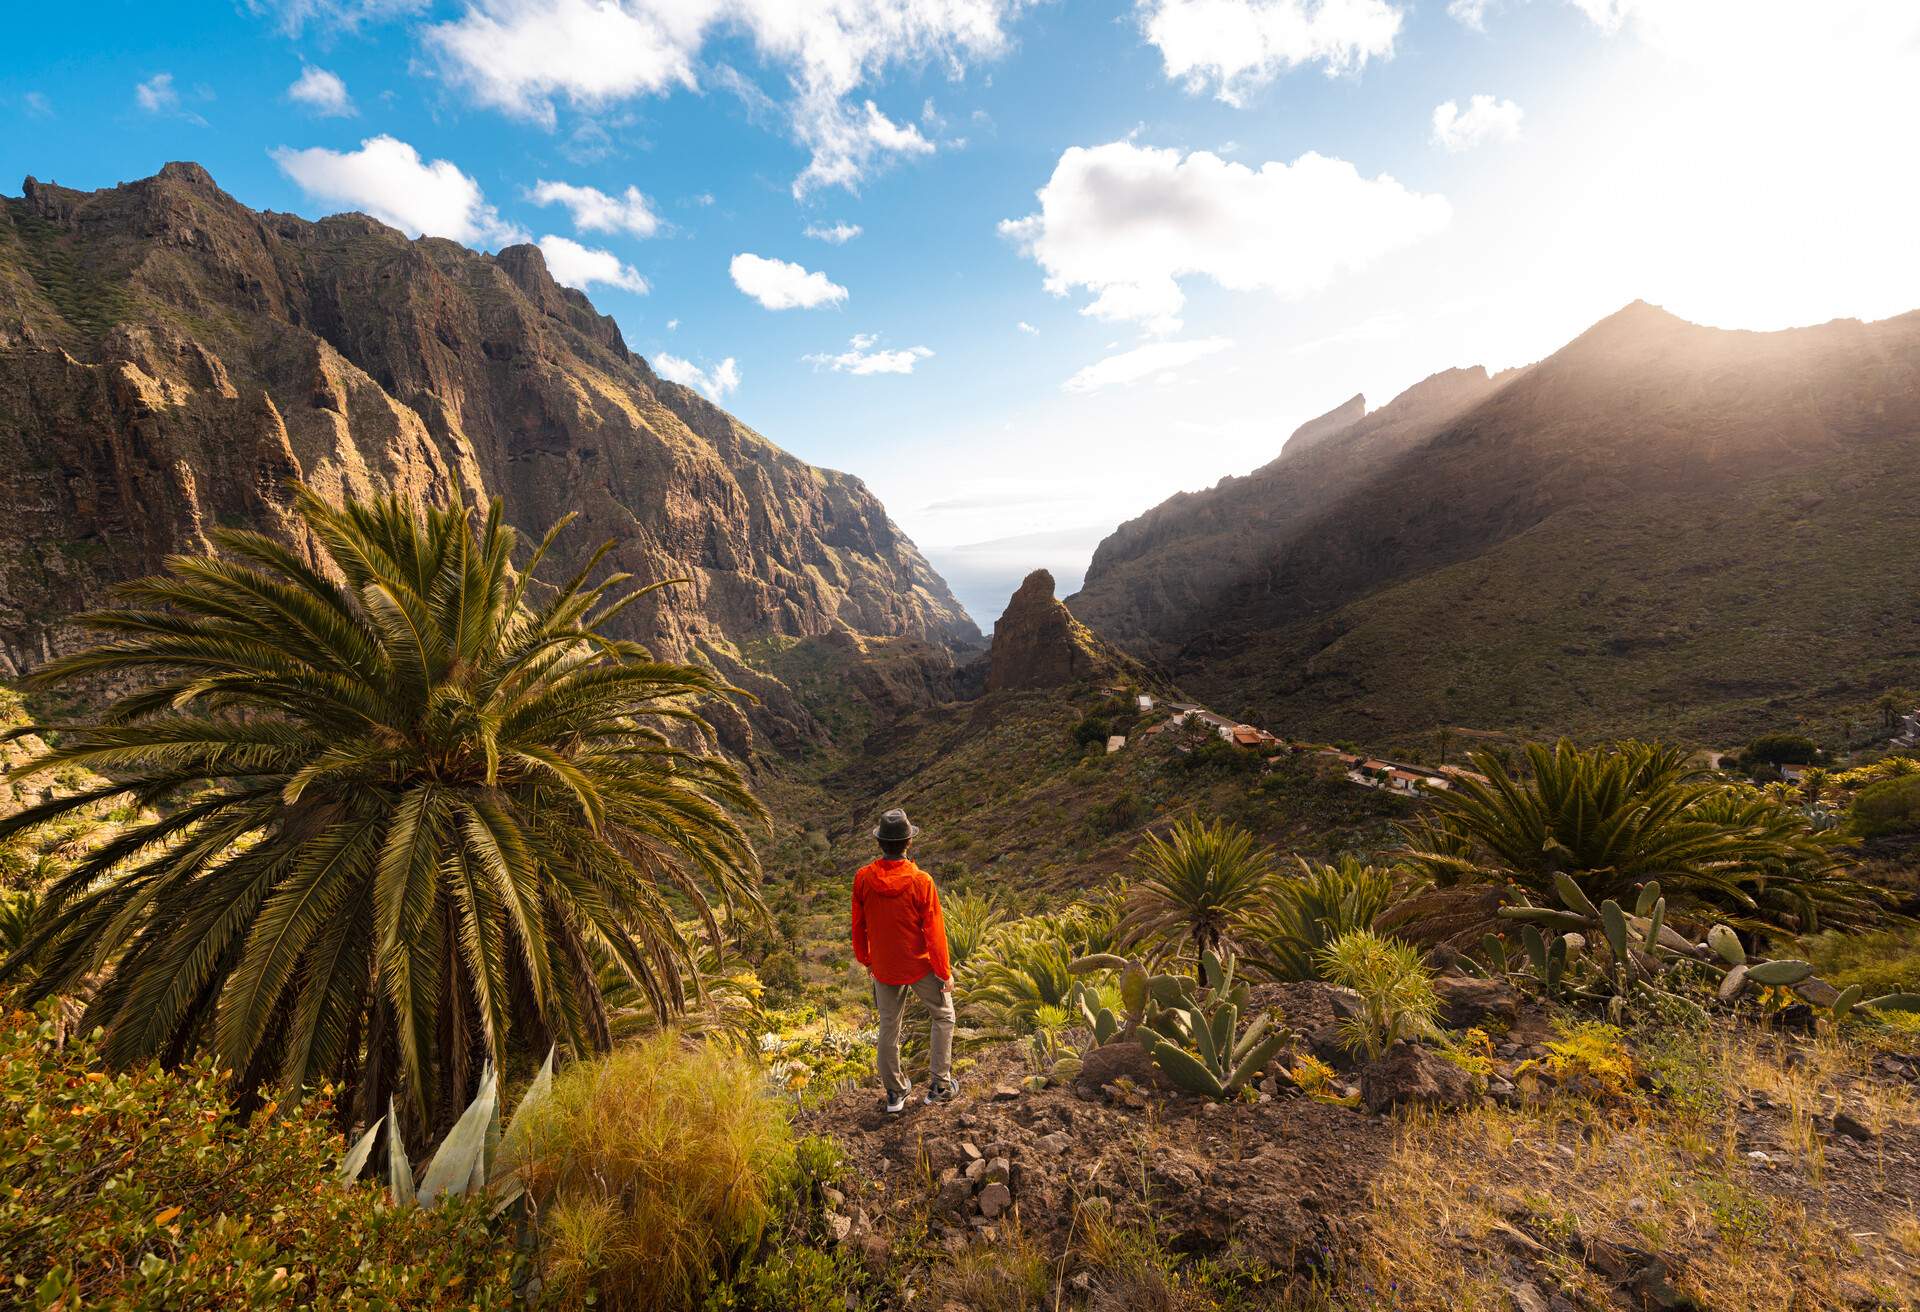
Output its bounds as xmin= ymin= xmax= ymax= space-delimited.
xmin=874 ymin=972 xmax=954 ymax=1094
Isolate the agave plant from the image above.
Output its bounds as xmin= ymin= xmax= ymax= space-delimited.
xmin=943 ymin=890 xmax=1006 ymax=969
xmin=0 ymin=486 xmax=765 ymax=1138
xmin=1398 ymin=739 xmax=1879 ymax=934
xmin=1118 ymin=817 xmax=1274 ymax=966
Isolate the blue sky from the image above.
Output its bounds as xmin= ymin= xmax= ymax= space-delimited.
xmin=6 ymin=1 xmax=1918 ymax=625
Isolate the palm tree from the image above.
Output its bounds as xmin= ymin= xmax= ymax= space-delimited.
xmin=0 ymin=487 xmax=765 ymax=1138
xmin=1117 ymin=817 xmax=1274 ymax=970
xmin=1244 ymin=855 xmax=1400 ymax=982
xmin=1398 ymin=738 xmax=1875 ymax=933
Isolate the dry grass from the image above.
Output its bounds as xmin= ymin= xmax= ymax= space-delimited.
xmin=1336 ymin=1024 xmax=1920 ymax=1310
xmin=516 ymin=1033 xmax=798 ymax=1311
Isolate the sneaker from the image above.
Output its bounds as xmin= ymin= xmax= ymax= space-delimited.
xmin=924 ymin=1077 xmax=959 ymax=1105
xmin=882 ymin=1087 xmax=911 ymax=1115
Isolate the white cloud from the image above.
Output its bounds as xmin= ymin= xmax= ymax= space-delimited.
xmin=1140 ymin=0 xmax=1403 ymax=105
xmin=729 ymin=252 xmax=848 ymax=310
xmin=288 ymin=66 xmax=355 ymax=116
xmin=424 ymin=0 xmax=1021 ymax=193
xmin=528 ymin=179 xmax=660 ymax=237
xmin=22 ymin=91 xmax=51 ymax=118
xmin=1431 ymin=94 xmax=1523 ymax=151
xmin=666 ymin=317 xmax=680 ymax=330
xmin=424 ymin=0 xmax=708 ymax=126
xmin=1001 ymin=140 xmax=1449 ymax=334
xmin=653 ymin=351 xmax=741 ymax=401
xmin=135 ymin=73 xmax=208 ymax=124
xmin=804 ymin=334 xmax=933 ymax=375
xmin=537 ymin=235 xmax=649 ymax=292
xmin=805 ymin=221 xmax=863 ymax=244
xmin=271 ymin=135 xmax=528 ymax=247
xmin=1447 ymin=0 xmax=1491 ymax=27
xmin=1017 ymin=321 xmax=1039 ymax=334
xmin=1064 ymin=337 xmax=1233 ymax=393
xmin=248 ymin=0 xmax=429 ymax=34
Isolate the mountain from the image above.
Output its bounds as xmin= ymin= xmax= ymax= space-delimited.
xmin=1071 ymin=362 xmax=1504 ymax=652
xmin=983 ymin=568 xmax=1140 ymax=694
xmin=0 ymin=164 xmax=977 ymax=750
xmin=1071 ymin=302 xmax=1920 ymax=747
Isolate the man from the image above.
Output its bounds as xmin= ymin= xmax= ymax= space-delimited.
xmin=851 ymin=808 xmax=957 ymax=1114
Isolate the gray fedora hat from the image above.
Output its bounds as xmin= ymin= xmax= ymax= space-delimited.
xmin=872 ymin=808 xmax=920 ymax=842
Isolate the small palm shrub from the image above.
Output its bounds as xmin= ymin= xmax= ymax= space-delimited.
xmin=1246 ymin=856 xmax=1399 ymax=981
xmin=1118 ymin=817 xmax=1274 ymax=962
xmin=963 ymin=901 xmax=1120 ymax=1037
xmin=944 ymin=890 xmax=1006 ymax=968
xmin=0 ymin=1005 xmax=516 ymax=1308
xmin=1399 ymin=738 xmax=1875 ymax=933
xmin=516 ymin=1033 xmax=796 ymax=1310
xmin=1317 ymin=930 xmax=1439 ymax=1061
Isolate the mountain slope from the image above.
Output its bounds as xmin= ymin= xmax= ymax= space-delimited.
xmin=1072 ymin=302 xmax=1920 ymax=746
xmin=0 ymin=164 xmax=977 ymax=749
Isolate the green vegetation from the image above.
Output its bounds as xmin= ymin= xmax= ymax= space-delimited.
xmin=0 ymin=487 xmax=764 ymax=1136
xmin=1117 ymin=815 xmax=1275 ymax=961
xmin=1847 ymin=773 xmax=1920 ymax=837
xmin=1741 ymin=732 xmax=1821 ymax=767
xmin=1399 ymin=738 xmax=1875 ymax=933
xmin=0 ymin=1006 xmax=518 ymax=1308
xmin=1317 ymin=929 xmax=1440 ymax=1060
xmin=1245 ymin=855 xmax=1399 ymax=981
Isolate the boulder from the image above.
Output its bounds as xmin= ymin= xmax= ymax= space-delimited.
xmin=1434 ymin=974 xmax=1521 ymax=1030
xmin=1073 ymin=1040 xmax=1170 ymax=1095
xmin=1359 ymin=1042 xmax=1481 ymax=1115
xmin=976 ymin=1182 xmax=1012 ymax=1219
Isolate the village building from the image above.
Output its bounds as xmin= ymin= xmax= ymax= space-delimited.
xmin=1137 ymin=693 xmax=1154 ymax=712
xmin=1106 ymin=735 xmax=1127 ymax=754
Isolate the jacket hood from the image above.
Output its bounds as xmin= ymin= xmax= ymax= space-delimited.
xmin=863 ymin=859 xmax=924 ymax=897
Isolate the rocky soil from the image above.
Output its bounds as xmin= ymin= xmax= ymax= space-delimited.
xmin=806 ymin=973 xmax=1920 ymax=1310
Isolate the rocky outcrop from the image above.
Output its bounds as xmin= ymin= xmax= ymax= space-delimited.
xmin=1278 ymin=392 xmax=1364 ymax=459
xmin=0 ymin=165 xmax=978 ymax=748
xmin=983 ymin=569 xmax=1131 ymax=694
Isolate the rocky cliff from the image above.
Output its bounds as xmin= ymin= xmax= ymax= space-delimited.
xmin=985 ymin=569 xmax=1136 ymax=694
xmin=0 ymin=163 xmax=978 ymax=751
xmin=1073 ymin=302 xmax=1920 ymax=745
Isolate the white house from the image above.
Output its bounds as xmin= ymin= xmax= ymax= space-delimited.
xmin=1137 ymin=694 xmax=1154 ymax=712
xmin=1106 ymin=735 xmax=1127 ymax=754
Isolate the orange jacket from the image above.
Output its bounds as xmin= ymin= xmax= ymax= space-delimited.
xmin=850 ymin=858 xmax=951 ymax=986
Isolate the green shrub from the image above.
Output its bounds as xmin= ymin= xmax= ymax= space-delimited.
xmin=518 ymin=1034 xmax=798 ymax=1310
xmin=1742 ymin=733 xmax=1820 ymax=767
xmin=1317 ymin=930 xmax=1439 ymax=1060
xmin=1800 ymin=927 xmax=1920 ymax=996
xmin=1247 ymin=856 xmax=1400 ymax=981
xmin=0 ymin=1005 xmax=516 ymax=1309
xmin=944 ymin=891 xmax=1006 ymax=969
xmin=758 ymin=950 xmax=806 ymax=1005
xmin=1849 ymin=774 xmax=1920 ymax=838
xmin=1072 ymin=714 xmax=1110 ymax=747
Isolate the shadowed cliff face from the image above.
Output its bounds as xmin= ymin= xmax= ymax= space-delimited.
xmin=0 ymin=163 xmax=978 ymax=750
xmin=1072 ymin=301 xmax=1920 ymax=746
xmin=986 ymin=569 xmax=1131 ymax=694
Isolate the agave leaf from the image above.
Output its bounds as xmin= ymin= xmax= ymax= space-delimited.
xmin=386 ymin=1096 xmax=416 ymax=1207
xmin=494 ymin=1046 xmax=557 ymax=1184
xmin=339 ymin=1114 xmax=382 ymax=1183
xmin=418 ymin=1064 xmax=498 ymax=1206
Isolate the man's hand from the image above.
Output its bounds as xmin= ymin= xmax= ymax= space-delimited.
xmin=940 ymin=976 xmax=953 ymax=993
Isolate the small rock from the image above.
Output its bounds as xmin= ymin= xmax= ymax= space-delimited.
xmin=984 ymin=1156 xmax=1012 ymax=1186
xmin=1359 ymin=1042 xmax=1482 ymax=1114
xmin=824 ymin=1212 xmax=852 ymax=1243
xmin=991 ymin=1086 xmax=1021 ymax=1102
xmin=936 ymin=1176 xmax=973 ymax=1215
xmin=1831 ymin=1110 xmax=1875 ymax=1142
xmin=959 ymin=1141 xmax=982 ymax=1160
xmin=1434 ymin=974 xmax=1522 ymax=1030
xmin=1746 ymin=1150 xmax=1773 ymax=1166
xmin=1508 ymin=1283 xmax=1549 ymax=1312
xmin=821 ymin=1185 xmax=846 ymax=1209
xmin=964 ymin=1157 xmax=988 ymax=1183
xmin=976 ymin=1182 xmax=1012 ymax=1218
xmin=1037 ymin=1131 xmax=1072 ymax=1153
